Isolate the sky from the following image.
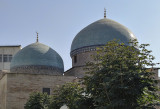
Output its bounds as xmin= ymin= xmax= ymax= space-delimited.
xmin=0 ymin=0 xmax=160 ymax=71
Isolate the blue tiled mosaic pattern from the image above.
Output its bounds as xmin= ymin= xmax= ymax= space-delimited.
xmin=71 ymin=18 xmax=137 ymax=52
xmin=11 ymin=42 xmax=64 ymax=72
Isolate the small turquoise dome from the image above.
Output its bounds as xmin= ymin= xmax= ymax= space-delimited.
xmin=10 ymin=42 xmax=64 ymax=74
xmin=71 ymin=18 xmax=137 ymax=53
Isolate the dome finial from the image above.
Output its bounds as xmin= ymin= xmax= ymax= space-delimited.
xmin=104 ymin=8 xmax=106 ymax=18
xmin=36 ymin=32 xmax=39 ymax=42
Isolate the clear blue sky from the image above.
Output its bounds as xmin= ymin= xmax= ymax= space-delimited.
xmin=0 ymin=0 xmax=160 ymax=71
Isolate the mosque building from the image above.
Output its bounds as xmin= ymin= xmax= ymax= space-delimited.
xmin=0 ymin=10 xmax=159 ymax=109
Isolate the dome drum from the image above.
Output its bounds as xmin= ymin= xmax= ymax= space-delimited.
xmin=11 ymin=65 xmax=63 ymax=75
xmin=70 ymin=45 xmax=100 ymax=57
xmin=72 ymin=50 xmax=97 ymax=67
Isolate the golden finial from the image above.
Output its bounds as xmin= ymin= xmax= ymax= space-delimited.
xmin=36 ymin=32 xmax=39 ymax=42
xmin=104 ymin=8 xmax=106 ymax=18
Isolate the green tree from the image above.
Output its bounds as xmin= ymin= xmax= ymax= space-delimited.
xmin=83 ymin=40 xmax=160 ymax=109
xmin=24 ymin=92 xmax=51 ymax=109
xmin=24 ymin=40 xmax=160 ymax=109
xmin=50 ymin=83 xmax=94 ymax=109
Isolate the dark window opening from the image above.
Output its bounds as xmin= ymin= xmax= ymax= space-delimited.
xmin=74 ymin=55 xmax=77 ymax=63
xmin=3 ymin=54 xmax=12 ymax=62
xmin=43 ymin=88 xmax=50 ymax=95
xmin=3 ymin=55 xmax=7 ymax=62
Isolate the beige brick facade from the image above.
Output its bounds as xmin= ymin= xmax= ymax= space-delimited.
xmin=72 ymin=51 xmax=96 ymax=67
xmin=0 ymin=73 xmax=75 ymax=109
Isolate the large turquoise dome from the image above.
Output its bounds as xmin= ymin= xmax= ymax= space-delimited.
xmin=10 ymin=42 xmax=64 ymax=74
xmin=71 ymin=18 xmax=137 ymax=54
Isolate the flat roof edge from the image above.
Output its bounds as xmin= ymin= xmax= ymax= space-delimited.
xmin=0 ymin=45 xmax=21 ymax=47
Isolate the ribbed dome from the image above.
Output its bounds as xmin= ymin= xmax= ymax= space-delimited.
xmin=10 ymin=42 xmax=64 ymax=74
xmin=71 ymin=18 xmax=137 ymax=53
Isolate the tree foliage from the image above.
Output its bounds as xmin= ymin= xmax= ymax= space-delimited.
xmin=83 ymin=40 xmax=159 ymax=109
xmin=24 ymin=40 xmax=160 ymax=109
xmin=50 ymin=83 xmax=94 ymax=109
xmin=24 ymin=92 xmax=51 ymax=109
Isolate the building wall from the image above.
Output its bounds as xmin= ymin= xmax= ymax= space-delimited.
xmin=153 ymin=68 xmax=159 ymax=80
xmin=1 ymin=73 xmax=75 ymax=109
xmin=0 ymin=46 xmax=21 ymax=71
xmin=65 ymin=66 xmax=86 ymax=78
xmin=0 ymin=74 xmax=7 ymax=109
xmin=0 ymin=71 xmax=5 ymax=80
xmin=72 ymin=51 xmax=97 ymax=67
